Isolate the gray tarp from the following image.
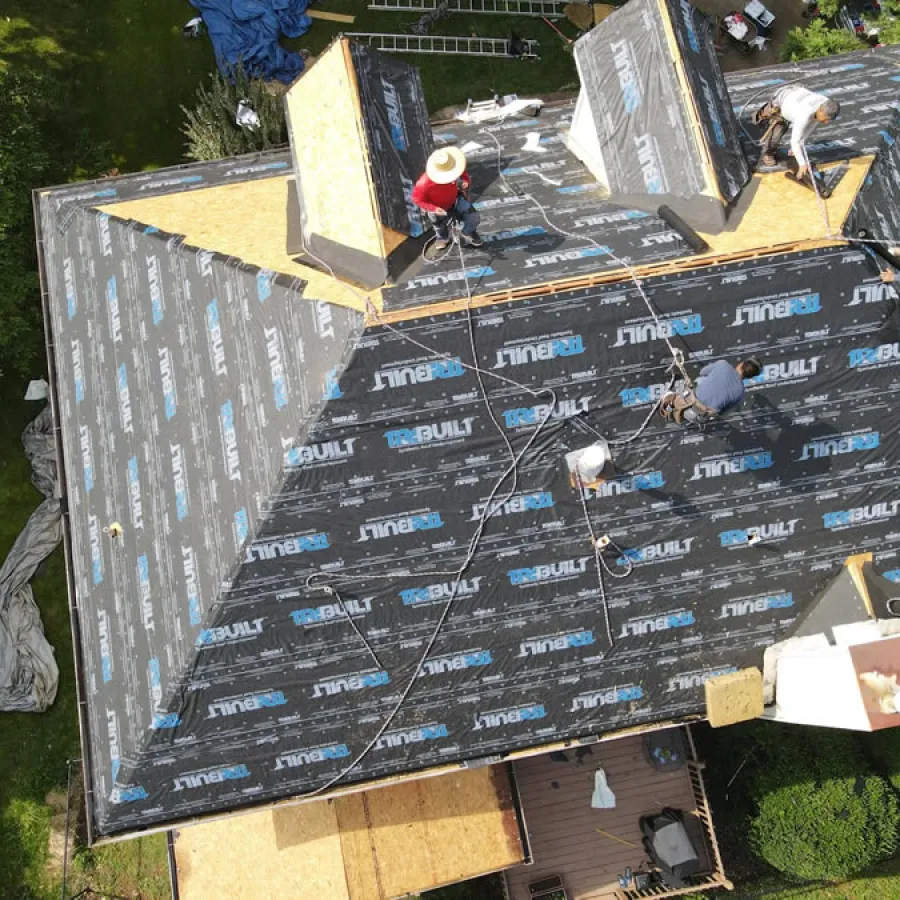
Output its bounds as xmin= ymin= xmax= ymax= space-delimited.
xmin=0 ymin=406 xmax=61 ymax=712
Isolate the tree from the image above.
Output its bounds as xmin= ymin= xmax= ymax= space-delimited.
xmin=0 ymin=69 xmax=55 ymax=378
xmin=874 ymin=16 xmax=900 ymax=43
xmin=181 ymin=65 xmax=288 ymax=162
xmin=0 ymin=68 xmax=108 ymax=381
xmin=779 ymin=19 xmax=866 ymax=61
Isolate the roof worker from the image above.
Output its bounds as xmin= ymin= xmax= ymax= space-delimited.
xmin=412 ymin=147 xmax=484 ymax=250
xmin=660 ymin=358 xmax=762 ymax=425
xmin=752 ymin=86 xmax=840 ymax=181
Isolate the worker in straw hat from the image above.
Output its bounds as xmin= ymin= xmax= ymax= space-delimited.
xmin=412 ymin=147 xmax=484 ymax=250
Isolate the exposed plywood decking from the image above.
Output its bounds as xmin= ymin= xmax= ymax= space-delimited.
xmin=285 ymin=38 xmax=385 ymax=261
xmin=175 ymin=766 xmax=524 ymax=900
xmin=846 ymin=552 xmax=876 ymax=617
xmin=336 ymin=766 xmax=524 ymax=896
xmin=505 ymin=734 xmax=703 ymax=900
xmin=695 ymin=155 xmax=873 ymax=257
xmin=97 ymin=177 xmax=380 ymax=314
xmin=175 ymin=798 xmax=350 ymax=900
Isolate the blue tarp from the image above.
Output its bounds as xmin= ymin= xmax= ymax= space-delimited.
xmin=191 ymin=0 xmax=312 ymax=84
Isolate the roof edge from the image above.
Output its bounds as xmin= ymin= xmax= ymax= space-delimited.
xmin=90 ymin=713 xmax=702 ymax=842
xmin=33 ymin=192 xmax=101 ymax=845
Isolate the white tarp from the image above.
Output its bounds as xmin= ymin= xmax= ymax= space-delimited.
xmin=0 ymin=406 xmax=61 ymax=712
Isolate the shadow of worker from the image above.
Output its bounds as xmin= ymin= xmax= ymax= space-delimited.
xmin=717 ymin=393 xmax=845 ymax=498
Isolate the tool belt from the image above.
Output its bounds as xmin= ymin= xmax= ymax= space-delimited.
xmin=752 ymin=101 xmax=781 ymax=124
xmin=663 ymin=390 xmax=717 ymax=425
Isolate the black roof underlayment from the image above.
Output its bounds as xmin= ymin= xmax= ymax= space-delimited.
xmin=36 ymin=47 xmax=900 ymax=839
xmin=383 ymin=47 xmax=900 ymax=310
xmin=571 ymin=0 xmax=750 ymax=232
xmin=844 ymin=109 xmax=900 ymax=248
xmin=381 ymin=103 xmax=698 ymax=311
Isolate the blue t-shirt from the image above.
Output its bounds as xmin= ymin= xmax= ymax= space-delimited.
xmin=694 ymin=360 xmax=745 ymax=412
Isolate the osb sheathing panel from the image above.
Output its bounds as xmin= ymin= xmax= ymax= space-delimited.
xmin=705 ymin=667 xmax=764 ymax=727
xmin=383 ymin=226 xmax=408 ymax=256
xmin=696 ymin=155 xmax=873 ymax=257
xmin=845 ymin=551 xmax=876 ymax=617
xmin=285 ymin=39 xmax=385 ymax=260
xmin=174 ymin=767 xmax=523 ymax=900
xmin=334 ymin=766 xmax=524 ymax=898
xmin=97 ymin=177 xmax=380 ymax=315
xmin=175 ymin=801 xmax=350 ymax=900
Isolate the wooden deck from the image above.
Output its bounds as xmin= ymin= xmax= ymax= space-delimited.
xmin=505 ymin=729 xmax=725 ymax=900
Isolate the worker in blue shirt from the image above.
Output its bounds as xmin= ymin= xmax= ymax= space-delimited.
xmin=661 ymin=358 xmax=761 ymax=425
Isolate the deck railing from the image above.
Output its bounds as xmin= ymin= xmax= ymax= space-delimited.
xmin=615 ymin=727 xmax=733 ymax=899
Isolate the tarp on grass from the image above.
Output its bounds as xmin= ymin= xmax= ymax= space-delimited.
xmin=0 ymin=407 xmax=60 ymax=712
xmin=191 ymin=0 xmax=312 ymax=84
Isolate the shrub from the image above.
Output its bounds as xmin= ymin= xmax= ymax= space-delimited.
xmin=181 ymin=64 xmax=288 ymax=161
xmin=745 ymin=727 xmax=900 ymax=881
xmin=875 ymin=17 xmax=900 ymax=44
xmin=868 ymin=727 xmax=900 ymax=794
xmin=750 ymin=771 xmax=898 ymax=880
xmin=779 ymin=19 xmax=865 ymax=61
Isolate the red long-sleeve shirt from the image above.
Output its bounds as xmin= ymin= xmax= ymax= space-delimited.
xmin=411 ymin=171 xmax=470 ymax=213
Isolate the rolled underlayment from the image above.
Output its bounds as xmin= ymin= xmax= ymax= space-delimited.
xmin=0 ymin=405 xmax=61 ymax=712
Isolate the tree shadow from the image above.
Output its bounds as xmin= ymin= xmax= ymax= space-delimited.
xmin=0 ymin=15 xmax=79 ymax=72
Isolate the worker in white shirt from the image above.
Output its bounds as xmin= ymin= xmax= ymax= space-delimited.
xmin=752 ymin=86 xmax=840 ymax=180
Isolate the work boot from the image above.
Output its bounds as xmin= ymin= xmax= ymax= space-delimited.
xmin=461 ymin=231 xmax=484 ymax=248
xmin=760 ymin=153 xmax=777 ymax=167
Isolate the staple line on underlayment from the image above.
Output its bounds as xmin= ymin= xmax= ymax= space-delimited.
xmin=346 ymin=32 xmax=539 ymax=56
xmin=367 ymin=0 xmax=566 ymax=15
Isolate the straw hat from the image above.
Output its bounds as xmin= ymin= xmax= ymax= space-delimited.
xmin=426 ymin=147 xmax=466 ymax=184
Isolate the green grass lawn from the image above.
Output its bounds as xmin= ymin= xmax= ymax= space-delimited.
xmin=297 ymin=0 xmax=580 ymax=113
xmin=0 ymin=378 xmax=79 ymax=899
xmin=702 ymin=857 xmax=900 ymax=899
xmin=0 ymin=0 xmax=215 ymax=171
xmin=0 ymin=0 xmax=577 ymax=172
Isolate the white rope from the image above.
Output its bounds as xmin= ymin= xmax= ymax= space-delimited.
xmin=481 ymin=129 xmax=692 ymax=389
xmin=293 ymin=230 xmax=564 ymax=797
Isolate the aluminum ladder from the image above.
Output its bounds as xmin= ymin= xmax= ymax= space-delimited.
xmin=346 ymin=32 xmax=540 ymax=57
xmin=367 ymin=0 xmax=566 ymax=15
